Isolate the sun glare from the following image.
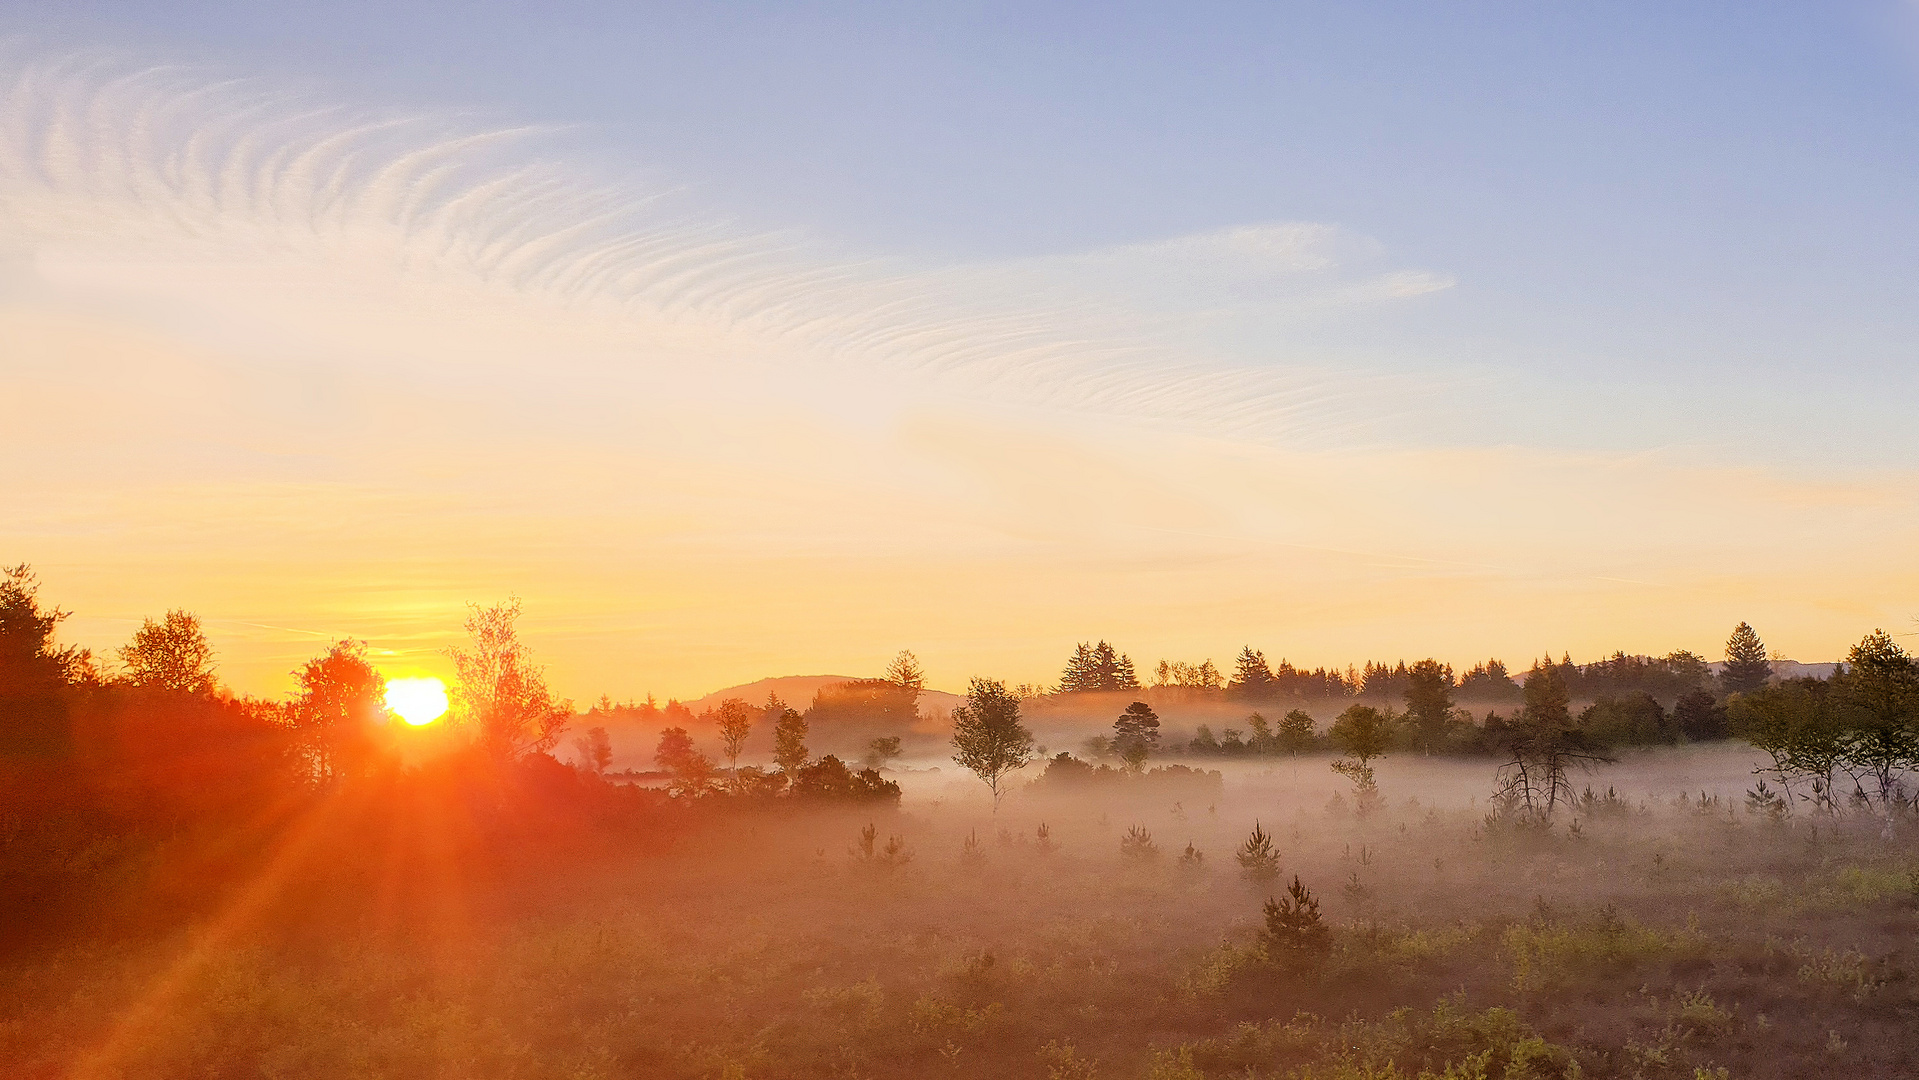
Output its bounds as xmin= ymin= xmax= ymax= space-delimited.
xmin=385 ymin=677 xmax=449 ymax=726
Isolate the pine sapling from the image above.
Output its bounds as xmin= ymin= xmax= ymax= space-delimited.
xmin=1236 ymin=821 xmax=1281 ymax=883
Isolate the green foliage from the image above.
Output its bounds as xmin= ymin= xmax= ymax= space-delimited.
xmin=1173 ymin=998 xmax=1578 ymax=1080
xmin=1279 ymin=709 xmax=1318 ymax=755
xmin=1331 ymin=705 xmax=1391 ymax=764
xmin=1039 ymin=1039 xmax=1099 ymax=1080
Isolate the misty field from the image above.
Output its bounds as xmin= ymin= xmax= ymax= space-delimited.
xmin=6 ymin=746 xmax=1917 ymax=1080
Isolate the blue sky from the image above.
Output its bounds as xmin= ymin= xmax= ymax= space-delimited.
xmin=3 ymin=3 xmax=1916 ymax=694
xmin=15 ymin=1 xmax=1919 ymax=459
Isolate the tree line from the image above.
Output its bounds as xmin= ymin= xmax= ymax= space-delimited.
xmin=1043 ymin=623 xmax=1772 ymax=707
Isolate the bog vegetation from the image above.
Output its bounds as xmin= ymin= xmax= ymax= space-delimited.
xmin=4 ymin=566 xmax=1918 ymax=1079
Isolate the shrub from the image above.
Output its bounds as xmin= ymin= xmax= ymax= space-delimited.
xmin=1121 ymin=825 xmax=1159 ymax=861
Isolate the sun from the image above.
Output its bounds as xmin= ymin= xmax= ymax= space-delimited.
xmin=385 ymin=677 xmax=449 ymax=726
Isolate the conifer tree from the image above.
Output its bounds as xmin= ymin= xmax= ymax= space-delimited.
xmin=1721 ymin=622 xmax=1772 ymax=695
xmin=1231 ymin=646 xmax=1276 ymax=700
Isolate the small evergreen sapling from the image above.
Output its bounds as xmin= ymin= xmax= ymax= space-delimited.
xmin=1261 ymin=876 xmax=1331 ymax=963
xmin=1235 ymin=821 xmax=1281 ymax=883
xmin=1120 ymin=824 xmax=1159 ymax=860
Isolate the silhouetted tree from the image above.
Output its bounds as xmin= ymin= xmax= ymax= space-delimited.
xmin=1112 ymin=700 xmax=1161 ymax=770
xmin=1722 ymin=622 xmax=1772 ymax=695
xmin=1457 ymin=659 xmax=1520 ymax=700
xmin=1278 ymin=709 xmax=1317 ymax=759
xmin=1834 ymin=629 xmax=1919 ymax=807
xmin=1672 ymin=689 xmax=1726 ymax=741
xmin=885 ymin=649 xmax=925 ymax=704
xmin=1492 ymin=658 xmax=1614 ymax=819
xmin=1058 ymin=641 xmax=1140 ymax=693
xmin=117 ymin=609 xmax=216 ymax=695
xmin=1404 ymin=659 xmax=1454 ymax=755
xmin=773 ymin=707 xmax=809 ymax=781
xmin=1261 ymin=876 xmax=1330 ymax=964
xmin=805 ymin=679 xmax=918 ymax=729
xmin=1230 ymin=647 xmax=1276 ymax=700
xmin=792 ymin=755 xmax=901 ymax=802
xmin=1728 ymin=677 xmax=1846 ymax=813
xmin=1155 ymin=658 xmax=1223 ymax=692
xmin=1246 ymin=712 xmax=1275 ymax=754
xmin=1236 ymin=821 xmax=1281 ymax=883
xmin=1329 ymin=704 xmax=1389 ymax=812
xmin=864 ymin=735 xmax=903 ymax=770
xmin=654 ymin=726 xmax=717 ymax=797
xmin=1329 ymin=704 xmax=1390 ymax=765
xmin=715 ymin=697 xmax=753 ymax=792
xmin=0 ymin=565 xmax=92 ymax=758
xmin=291 ymin=640 xmax=387 ymax=786
xmin=447 ymin=599 xmax=570 ymax=763
xmin=572 ymin=726 xmax=613 ymax=775
xmin=951 ymin=677 xmax=1035 ymax=810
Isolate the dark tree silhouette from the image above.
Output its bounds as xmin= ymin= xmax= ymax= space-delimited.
xmin=1261 ymin=876 xmax=1330 ymax=963
xmin=1492 ymin=658 xmax=1614 ymax=819
xmin=772 ymin=707 xmax=809 ymax=781
xmin=1057 ymin=641 xmax=1139 ymax=693
xmin=654 ymin=726 xmax=717 ymax=797
xmin=447 ymin=599 xmax=570 ymax=763
xmin=1230 ymin=647 xmax=1276 ymax=700
xmin=715 ymin=697 xmax=753 ymax=792
xmin=291 ymin=640 xmax=387 ymax=786
xmin=572 ymin=726 xmax=613 ymax=775
xmin=1722 ymin=622 xmax=1772 ymax=695
xmin=1112 ymin=700 xmax=1161 ymax=770
xmin=118 ymin=609 xmax=216 ymax=695
xmin=1404 ymin=658 xmax=1455 ymax=755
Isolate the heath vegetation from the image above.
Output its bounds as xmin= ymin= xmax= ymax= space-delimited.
xmin=4 ymin=572 xmax=1918 ymax=1078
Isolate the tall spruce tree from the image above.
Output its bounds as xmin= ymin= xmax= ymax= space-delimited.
xmin=1231 ymin=647 xmax=1276 ymax=700
xmin=1058 ymin=643 xmax=1100 ymax=693
xmin=1722 ymin=622 xmax=1771 ymax=695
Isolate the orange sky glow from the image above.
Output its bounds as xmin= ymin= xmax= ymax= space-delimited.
xmin=4 ymin=57 xmax=1915 ymax=704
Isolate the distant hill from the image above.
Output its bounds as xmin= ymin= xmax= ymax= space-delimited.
xmin=684 ymin=675 xmax=962 ymax=730
xmin=1704 ymin=659 xmax=1838 ymax=681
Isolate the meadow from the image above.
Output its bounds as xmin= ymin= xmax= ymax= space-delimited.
xmin=6 ymin=744 xmax=1916 ymax=1080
